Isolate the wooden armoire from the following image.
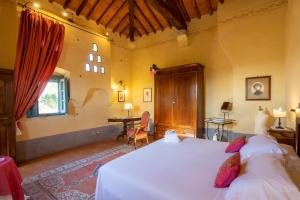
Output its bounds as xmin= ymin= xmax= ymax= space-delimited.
xmin=0 ymin=69 xmax=16 ymax=159
xmin=154 ymin=63 xmax=204 ymax=139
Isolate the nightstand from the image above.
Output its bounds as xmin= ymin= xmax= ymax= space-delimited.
xmin=267 ymin=127 xmax=296 ymax=149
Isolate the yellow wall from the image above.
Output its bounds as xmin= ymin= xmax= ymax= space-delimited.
xmin=285 ymin=0 xmax=300 ymax=127
xmin=0 ymin=0 xmax=17 ymax=69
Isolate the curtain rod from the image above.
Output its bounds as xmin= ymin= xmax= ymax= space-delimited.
xmin=16 ymin=1 xmax=112 ymax=41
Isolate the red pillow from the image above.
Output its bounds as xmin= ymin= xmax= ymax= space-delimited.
xmin=214 ymin=153 xmax=241 ymax=188
xmin=225 ymin=136 xmax=246 ymax=153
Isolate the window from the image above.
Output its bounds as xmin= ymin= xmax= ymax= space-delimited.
xmin=85 ymin=43 xmax=104 ymax=75
xmin=93 ymin=65 xmax=98 ymax=73
xmin=85 ymin=63 xmax=91 ymax=72
xmin=92 ymin=43 xmax=98 ymax=52
xmin=100 ymin=66 xmax=105 ymax=74
xmin=27 ymin=76 xmax=69 ymax=117
xmin=97 ymin=55 xmax=102 ymax=63
xmin=89 ymin=54 xmax=94 ymax=62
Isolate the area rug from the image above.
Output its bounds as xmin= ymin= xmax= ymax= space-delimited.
xmin=23 ymin=145 xmax=134 ymax=200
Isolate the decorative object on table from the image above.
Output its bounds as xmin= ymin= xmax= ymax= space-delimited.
xmin=149 ymin=64 xmax=159 ymax=75
xmin=221 ymin=102 xmax=233 ymax=119
xmin=124 ymin=103 xmax=133 ymax=117
xmin=273 ymin=107 xmax=286 ymax=129
xmin=118 ymin=91 xmax=125 ymax=102
xmin=143 ymin=88 xmax=152 ymax=102
xmin=164 ymin=130 xmax=181 ymax=143
xmin=205 ymin=118 xmax=236 ymax=142
xmin=254 ymin=106 xmax=269 ymax=134
xmin=267 ymin=127 xmax=295 ymax=149
xmin=246 ymin=76 xmax=271 ymax=100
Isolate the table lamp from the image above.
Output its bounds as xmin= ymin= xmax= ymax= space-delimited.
xmin=124 ymin=103 xmax=133 ymax=117
xmin=273 ymin=108 xmax=286 ymax=129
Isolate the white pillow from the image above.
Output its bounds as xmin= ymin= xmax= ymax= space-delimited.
xmin=225 ymin=154 xmax=300 ymax=200
xmin=240 ymin=135 xmax=286 ymax=161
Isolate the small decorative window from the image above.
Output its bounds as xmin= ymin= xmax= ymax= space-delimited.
xmin=97 ymin=55 xmax=102 ymax=63
xmin=89 ymin=54 xmax=94 ymax=62
xmin=85 ymin=64 xmax=91 ymax=72
xmin=93 ymin=65 xmax=98 ymax=73
xmin=100 ymin=66 xmax=105 ymax=74
xmin=92 ymin=43 xmax=98 ymax=52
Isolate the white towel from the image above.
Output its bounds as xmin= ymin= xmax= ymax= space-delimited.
xmin=164 ymin=130 xmax=180 ymax=143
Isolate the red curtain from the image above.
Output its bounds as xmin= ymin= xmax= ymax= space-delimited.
xmin=14 ymin=10 xmax=65 ymax=126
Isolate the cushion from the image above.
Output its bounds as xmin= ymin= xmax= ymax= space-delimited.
xmin=240 ymin=135 xmax=286 ymax=161
xmin=225 ymin=153 xmax=300 ymax=200
xmin=214 ymin=153 xmax=241 ymax=188
xmin=225 ymin=136 xmax=246 ymax=153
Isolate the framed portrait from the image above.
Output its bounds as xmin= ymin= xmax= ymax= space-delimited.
xmin=246 ymin=76 xmax=271 ymax=101
xmin=118 ymin=91 xmax=125 ymax=102
xmin=143 ymin=88 xmax=152 ymax=102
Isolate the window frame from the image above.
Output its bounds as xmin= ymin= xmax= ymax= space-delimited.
xmin=27 ymin=75 xmax=69 ymax=118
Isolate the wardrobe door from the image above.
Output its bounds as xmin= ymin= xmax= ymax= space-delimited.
xmin=172 ymin=70 xmax=198 ymax=136
xmin=154 ymin=72 xmax=174 ymax=138
xmin=0 ymin=69 xmax=15 ymax=158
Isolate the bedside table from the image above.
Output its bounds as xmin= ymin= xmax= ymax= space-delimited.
xmin=267 ymin=127 xmax=296 ymax=149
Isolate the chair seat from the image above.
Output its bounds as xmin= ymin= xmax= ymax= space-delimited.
xmin=127 ymin=129 xmax=148 ymax=138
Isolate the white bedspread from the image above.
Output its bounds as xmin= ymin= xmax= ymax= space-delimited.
xmin=95 ymin=138 xmax=231 ymax=200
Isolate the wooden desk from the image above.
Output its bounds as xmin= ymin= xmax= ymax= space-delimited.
xmin=268 ymin=127 xmax=296 ymax=149
xmin=108 ymin=117 xmax=141 ymax=140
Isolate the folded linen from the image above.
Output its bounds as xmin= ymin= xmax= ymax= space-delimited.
xmin=164 ymin=130 xmax=181 ymax=143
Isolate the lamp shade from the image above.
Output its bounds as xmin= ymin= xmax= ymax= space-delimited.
xmin=273 ymin=108 xmax=286 ymax=118
xmin=124 ymin=103 xmax=133 ymax=110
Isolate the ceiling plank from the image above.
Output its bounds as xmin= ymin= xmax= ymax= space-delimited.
xmin=208 ymin=0 xmax=213 ymax=15
xmin=76 ymin=0 xmax=88 ymax=16
xmin=174 ymin=0 xmax=190 ymax=22
xmin=193 ymin=0 xmax=201 ymax=18
xmin=105 ymin=0 xmax=127 ymax=28
xmin=145 ymin=0 xmax=187 ymax=30
xmin=63 ymin=0 xmax=71 ymax=9
xmin=87 ymin=0 xmax=101 ymax=20
xmin=135 ymin=1 xmax=156 ymax=33
xmin=120 ymin=23 xmax=129 ymax=35
xmin=135 ymin=28 xmax=142 ymax=37
xmin=220 ymin=0 xmax=224 ymax=3
xmin=134 ymin=15 xmax=148 ymax=35
xmin=96 ymin=0 xmax=115 ymax=24
xmin=129 ymin=0 xmax=135 ymax=41
xmin=144 ymin=0 xmax=164 ymax=31
xmin=49 ymin=0 xmax=55 ymax=3
xmin=113 ymin=13 xmax=128 ymax=32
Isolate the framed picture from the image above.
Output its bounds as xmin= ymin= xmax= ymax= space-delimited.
xmin=246 ymin=76 xmax=271 ymax=101
xmin=143 ymin=88 xmax=152 ymax=102
xmin=118 ymin=91 xmax=125 ymax=102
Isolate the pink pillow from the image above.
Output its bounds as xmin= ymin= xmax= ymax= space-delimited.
xmin=214 ymin=153 xmax=241 ymax=188
xmin=225 ymin=136 xmax=246 ymax=153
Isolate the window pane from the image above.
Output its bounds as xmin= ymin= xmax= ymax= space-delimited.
xmin=93 ymin=65 xmax=98 ymax=73
xmin=38 ymin=82 xmax=59 ymax=114
xmin=92 ymin=43 xmax=98 ymax=52
xmin=89 ymin=54 xmax=94 ymax=61
xmin=97 ymin=55 xmax=102 ymax=63
xmin=100 ymin=66 xmax=105 ymax=74
xmin=59 ymin=79 xmax=66 ymax=113
xmin=85 ymin=63 xmax=91 ymax=72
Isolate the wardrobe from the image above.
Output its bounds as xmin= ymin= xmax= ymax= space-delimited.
xmin=0 ymin=69 xmax=16 ymax=159
xmin=154 ymin=63 xmax=204 ymax=139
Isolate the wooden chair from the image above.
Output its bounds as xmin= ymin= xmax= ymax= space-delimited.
xmin=127 ymin=111 xmax=150 ymax=148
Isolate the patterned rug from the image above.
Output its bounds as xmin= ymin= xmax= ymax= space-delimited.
xmin=23 ymin=145 xmax=134 ymax=200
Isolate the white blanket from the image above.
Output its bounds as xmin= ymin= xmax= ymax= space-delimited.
xmin=95 ymin=138 xmax=231 ymax=200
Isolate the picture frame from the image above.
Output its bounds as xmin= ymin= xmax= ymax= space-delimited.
xmin=118 ymin=91 xmax=125 ymax=102
xmin=246 ymin=76 xmax=271 ymax=101
xmin=143 ymin=88 xmax=152 ymax=102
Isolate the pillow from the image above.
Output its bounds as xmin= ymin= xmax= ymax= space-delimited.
xmin=214 ymin=153 xmax=241 ymax=188
xmin=225 ymin=136 xmax=246 ymax=153
xmin=225 ymin=153 xmax=300 ymax=200
xmin=240 ymin=135 xmax=286 ymax=160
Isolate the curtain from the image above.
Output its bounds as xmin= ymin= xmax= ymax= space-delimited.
xmin=14 ymin=9 xmax=65 ymax=128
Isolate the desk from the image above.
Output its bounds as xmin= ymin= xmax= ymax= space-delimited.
xmin=205 ymin=118 xmax=236 ymax=141
xmin=108 ymin=117 xmax=141 ymax=140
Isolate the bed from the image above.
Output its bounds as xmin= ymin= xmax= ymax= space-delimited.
xmin=95 ymin=138 xmax=300 ymax=200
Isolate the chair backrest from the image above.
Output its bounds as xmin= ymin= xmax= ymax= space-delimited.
xmin=140 ymin=111 xmax=150 ymax=130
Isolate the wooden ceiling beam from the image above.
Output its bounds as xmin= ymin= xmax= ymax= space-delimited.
xmin=63 ymin=0 xmax=71 ymax=9
xmin=120 ymin=23 xmax=129 ymax=35
xmin=220 ymin=0 xmax=224 ymax=3
xmin=135 ymin=28 xmax=142 ymax=37
xmin=144 ymin=1 xmax=164 ymax=31
xmin=49 ymin=0 xmax=55 ymax=3
xmin=96 ymin=0 xmax=115 ymax=24
xmin=87 ymin=0 xmax=101 ymax=20
xmin=145 ymin=0 xmax=187 ymax=30
xmin=193 ymin=0 xmax=201 ymax=19
xmin=113 ymin=13 xmax=128 ymax=32
xmin=129 ymin=0 xmax=135 ymax=41
xmin=174 ymin=0 xmax=190 ymax=22
xmin=208 ymin=0 xmax=213 ymax=15
xmin=105 ymin=0 xmax=127 ymax=28
xmin=134 ymin=15 xmax=148 ymax=35
xmin=135 ymin=2 xmax=156 ymax=33
xmin=76 ymin=0 xmax=88 ymax=16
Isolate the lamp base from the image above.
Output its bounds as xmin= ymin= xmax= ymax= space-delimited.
xmin=276 ymin=117 xmax=284 ymax=129
xmin=275 ymin=126 xmax=284 ymax=129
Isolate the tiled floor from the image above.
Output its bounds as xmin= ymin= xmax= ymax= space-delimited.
xmin=18 ymin=139 xmax=126 ymax=179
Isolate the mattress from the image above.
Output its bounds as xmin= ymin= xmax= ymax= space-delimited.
xmin=95 ymin=138 xmax=231 ymax=200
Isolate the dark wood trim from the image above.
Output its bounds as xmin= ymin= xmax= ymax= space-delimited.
xmin=245 ymin=76 xmax=271 ymax=101
xmin=134 ymin=15 xmax=148 ymax=35
xmin=97 ymin=0 xmax=115 ymax=24
xmin=105 ymin=0 xmax=127 ymax=28
xmin=144 ymin=0 xmax=164 ymax=31
xmin=113 ymin=13 xmax=128 ymax=32
xmin=63 ymin=0 xmax=71 ymax=9
xmin=135 ymin=2 xmax=156 ymax=33
xmin=129 ymin=0 xmax=135 ymax=41
xmin=120 ymin=23 xmax=129 ymax=35
xmin=135 ymin=27 xmax=142 ymax=37
xmin=193 ymin=0 xmax=201 ymax=18
xmin=76 ymin=0 xmax=88 ymax=15
xmin=87 ymin=0 xmax=101 ymax=20
xmin=175 ymin=0 xmax=190 ymax=22
xmin=296 ymin=118 xmax=300 ymax=156
xmin=207 ymin=0 xmax=213 ymax=15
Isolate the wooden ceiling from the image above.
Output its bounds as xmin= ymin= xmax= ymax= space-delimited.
xmin=49 ymin=0 xmax=224 ymax=41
